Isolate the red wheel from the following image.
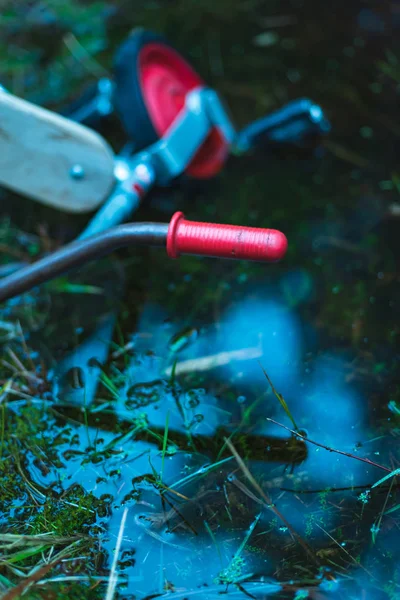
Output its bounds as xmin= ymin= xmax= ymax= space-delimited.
xmin=114 ymin=31 xmax=229 ymax=179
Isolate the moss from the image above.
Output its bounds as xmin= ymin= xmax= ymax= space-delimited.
xmin=28 ymin=488 xmax=98 ymax=537
xmin=215 ymin=556 xmax=246 ymax=586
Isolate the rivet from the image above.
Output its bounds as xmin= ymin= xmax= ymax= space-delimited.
xmin=70 ymin=164 xmax=85 ymax=179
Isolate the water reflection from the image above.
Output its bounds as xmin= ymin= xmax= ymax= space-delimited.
xmin=20 ymin=288 xmax=381 ymax=596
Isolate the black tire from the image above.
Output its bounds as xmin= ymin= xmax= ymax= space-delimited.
xmin=113 ymin=29 xmax=168 ymax=150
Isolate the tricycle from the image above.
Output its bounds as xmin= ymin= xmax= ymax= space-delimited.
xmin=0 ymin=27 xmax=329 ymax=403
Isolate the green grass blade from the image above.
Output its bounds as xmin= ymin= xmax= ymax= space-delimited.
xmin=160 ymin=410 xmax=170 ymax=482
xmin=372 ymin=467 xmax=400 ymax=489
xmin=259 ymin=363 xmax=298 ymax=430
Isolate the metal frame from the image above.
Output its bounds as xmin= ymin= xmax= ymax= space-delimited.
xmin=81 ymin=85 xmax=330 ymax=239
xmin=1 ymin=81 xmax=329 ymax=404
xmin=80 ymin=87 xmax=234 ymax=237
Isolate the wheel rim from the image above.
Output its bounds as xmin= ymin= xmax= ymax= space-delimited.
xmin=139 ymin=42 xmax=228 ymax=178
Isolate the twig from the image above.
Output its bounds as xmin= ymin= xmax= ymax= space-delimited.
xmin=281 ymin=482 xmax=400 ymax=494
xmin=266 ymin=418 xmax=391 ymax=473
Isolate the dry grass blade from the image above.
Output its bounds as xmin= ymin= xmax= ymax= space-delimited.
xmin=223 ymin=437 xmax=317 ymax=563
xmin=104 ymin=507 xmax=128 ymax=600
xmin=1 ymin=552 xmax=65 ymax=599
xmin=0 ymin=533 xmax=80 ymax=550
xmin=314 ymin=523 xmax=375 ymax=580
xmin=164 ymin=344 xmax=263 ymax=377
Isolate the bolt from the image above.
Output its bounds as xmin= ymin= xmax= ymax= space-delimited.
xmin=133 ymin=163 xmax=155 ymax=186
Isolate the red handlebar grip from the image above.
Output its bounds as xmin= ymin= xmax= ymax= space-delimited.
xmin=167 ymin=212 xmax=287 ymax=262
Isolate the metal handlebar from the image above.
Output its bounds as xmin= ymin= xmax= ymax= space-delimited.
xmin=0 ymin=213 xmax=287 ymax=303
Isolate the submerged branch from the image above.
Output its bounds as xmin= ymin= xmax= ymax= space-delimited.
xmin=266 ymin=418 xmax=391 ymax=473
